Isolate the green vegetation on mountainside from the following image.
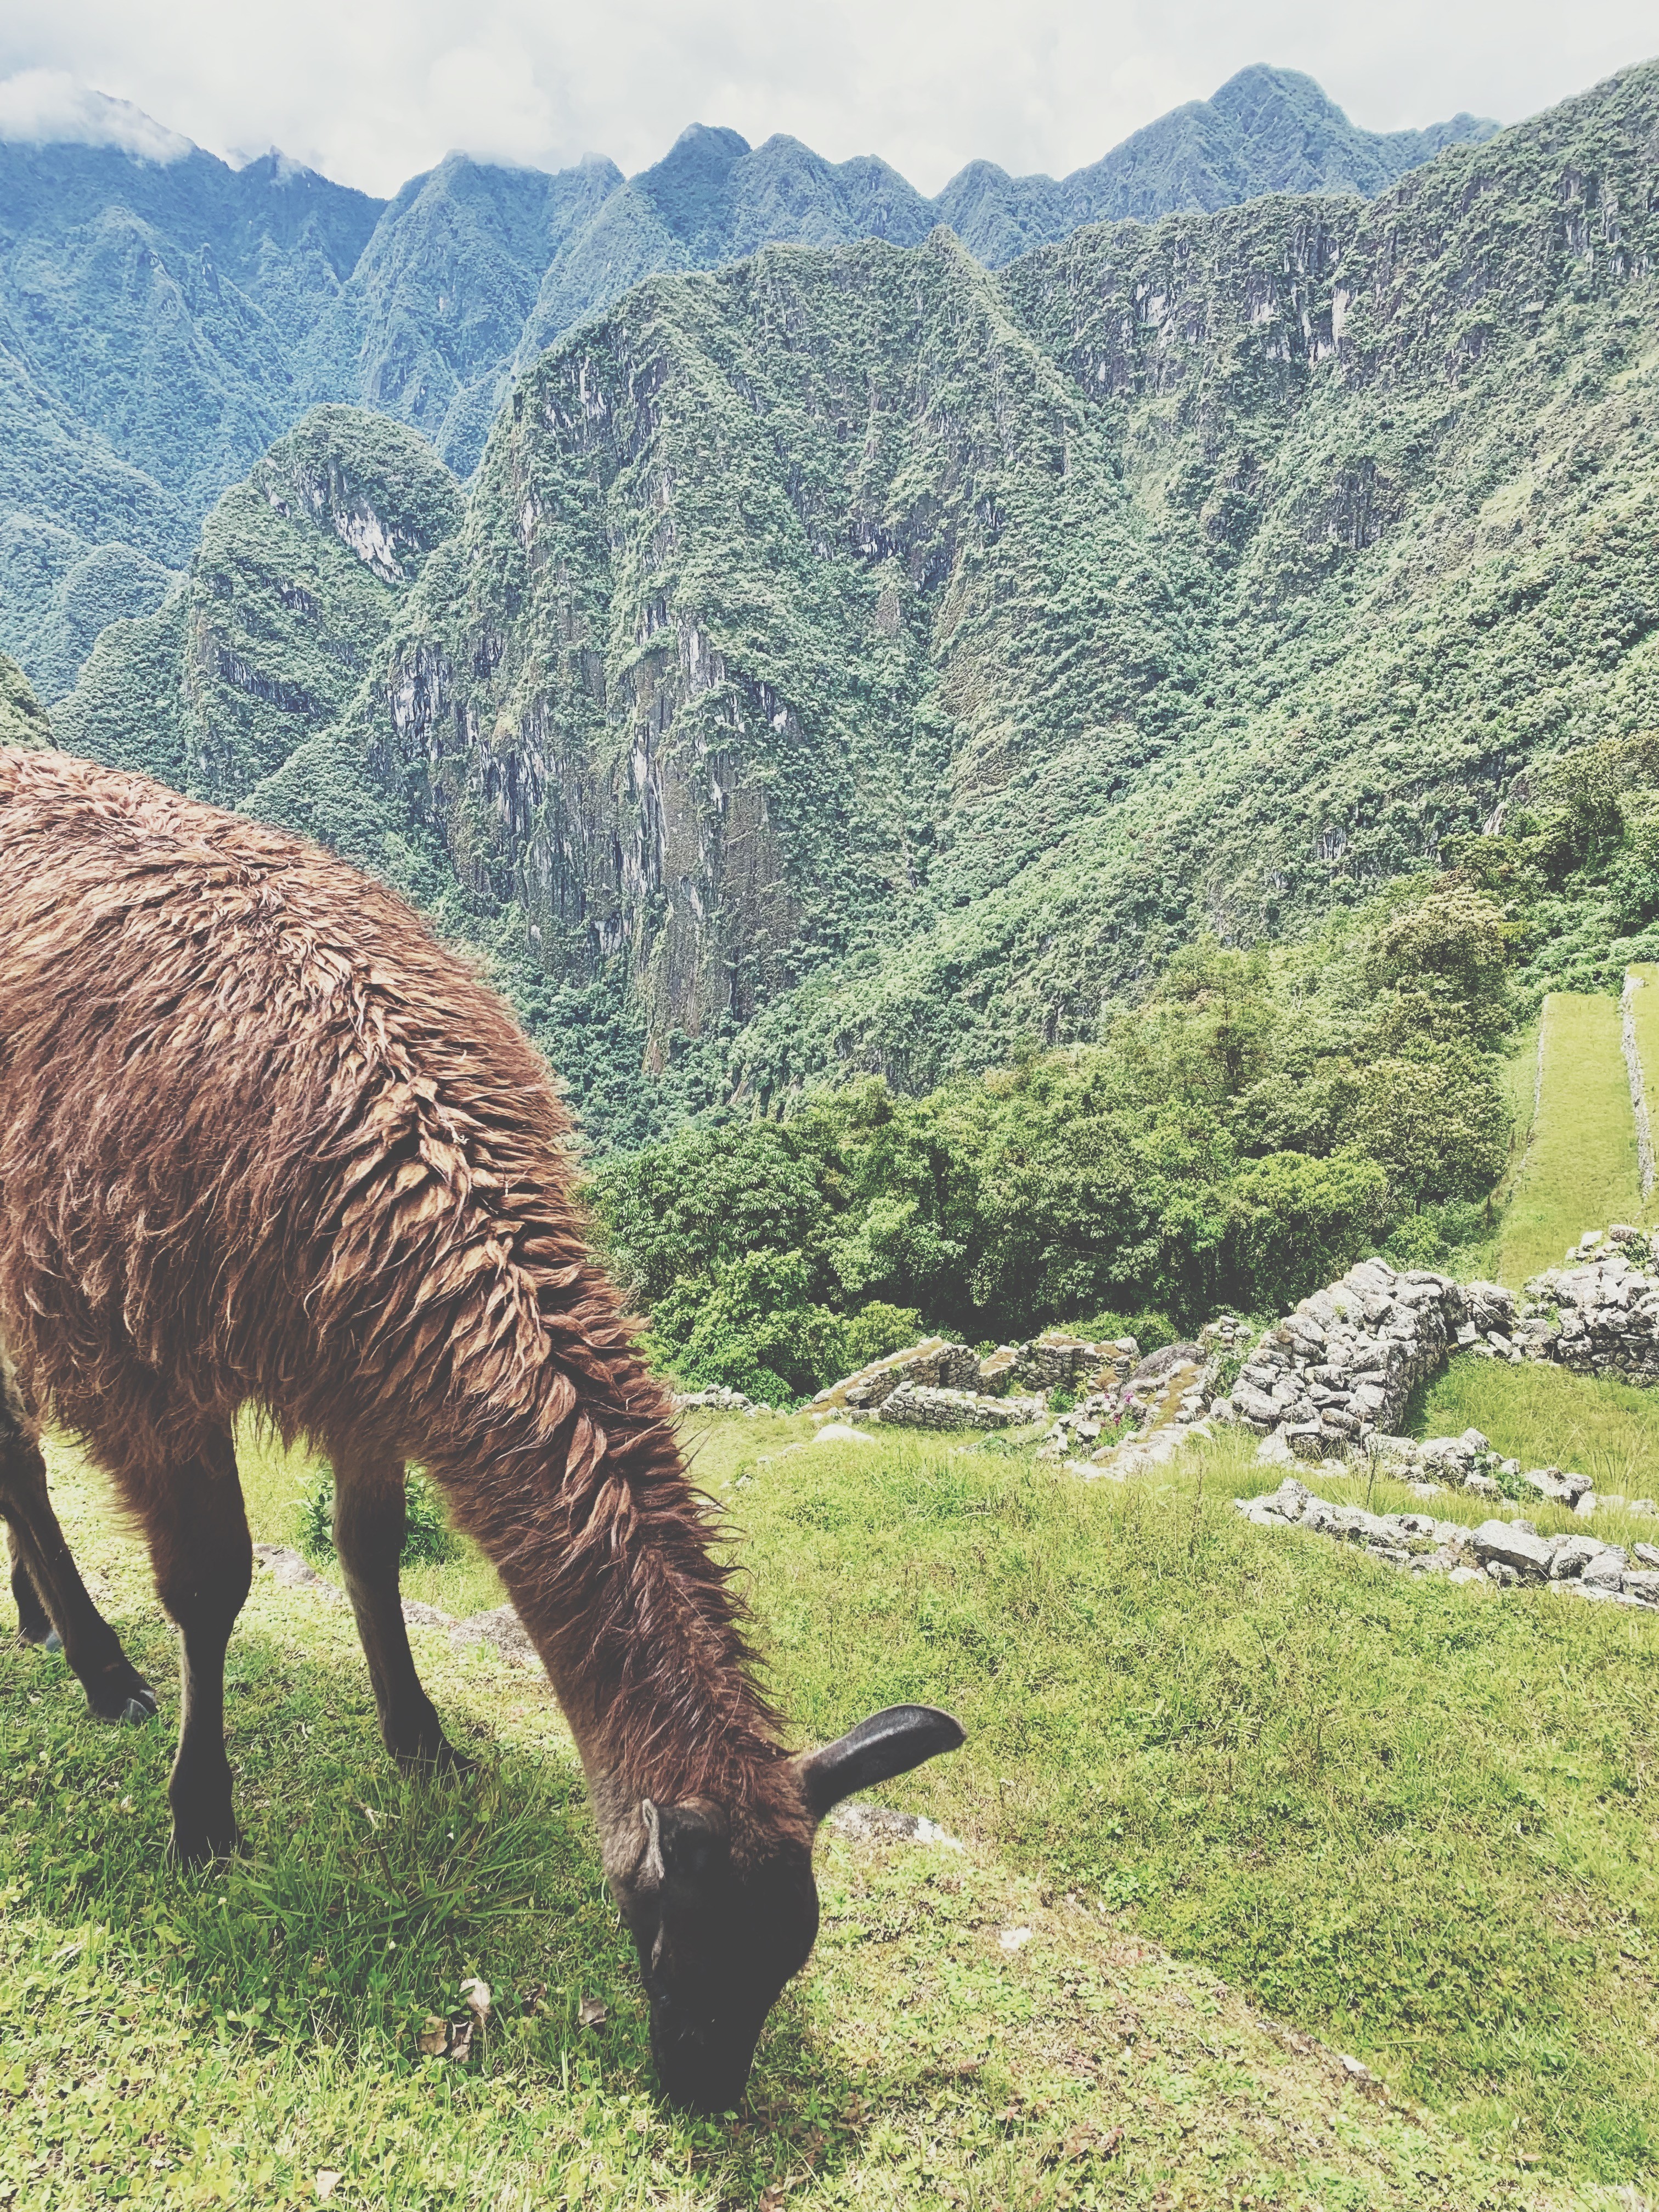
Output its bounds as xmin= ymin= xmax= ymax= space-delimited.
xmin=55 ymin=409 xmax=461 ymax=806
xmin=97 ymin=56 xmax=1640 ymax=1147
xmin=594 ymin=889 xmax=1515 ymax=1398
xmin=596 ymin=719 xmax=1659 ymax=1395
xmin=0 ymin=346 xmax=188 ymax=698
xmin=1 ymin=65 xmax=1488 ymax=690
xmin=0 ymin=651 xmax=49 ymax=747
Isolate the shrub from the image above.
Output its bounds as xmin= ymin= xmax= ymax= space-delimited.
xmin=842 ymin=1301 xmax=924 ymax=1372
xmin=1228 ymin=1147 xmax=1391 ymax=1316
xmin=661 ymin=1250 xmax=849 ymax=1406
xmin=295 ymin=1471 xmax=458 ymax=1566
xmin=1071 ymin=1308 xmax=1182 ymax=1353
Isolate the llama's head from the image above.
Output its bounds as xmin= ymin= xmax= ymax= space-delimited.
xmin=613 ymin=1705 xmax=964 ymax=2113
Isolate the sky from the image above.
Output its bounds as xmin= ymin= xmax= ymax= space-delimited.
xmin=0 ymin=0 xmax=1654 ymax=198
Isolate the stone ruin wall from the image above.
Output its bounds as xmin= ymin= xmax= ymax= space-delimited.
xmin=1219 ymin=1223 xmax=1659 ymax=1458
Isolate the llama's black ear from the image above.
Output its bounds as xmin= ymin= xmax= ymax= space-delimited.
xmin=640 ymin=1798 xmax=729 ymax=1887
xmin=797 ymin=1705 xmax=965 ymax=1819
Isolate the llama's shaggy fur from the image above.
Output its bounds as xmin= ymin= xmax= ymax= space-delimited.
xmin=0 ymin=746 xmax=796 ymax=1834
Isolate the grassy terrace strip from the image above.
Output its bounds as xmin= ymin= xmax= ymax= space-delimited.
xmin=4 ymin=1408 xmax=1657 ymax=2204
xmin=1627 ymin=964 xmax=1659 ymax=1204
xmin=1494 ymin=996 xmax=1647 ymax=1288
xmin=1408 ymin=1356 xmax=1659 ymax=1506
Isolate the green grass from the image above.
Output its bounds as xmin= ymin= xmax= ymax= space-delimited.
xmin=1441 ymin=1022 xmax=1543 ymax=1283
xmin=1494 ymin=995 xmax=1647 ymax=1288
xmin=3 ymin=1436 xmax=1591 ymax=2210
xmin=1410 ymin=1358 xmax=1659 ymax=1510
xmin=1627 ymin=964 xmax=1659 ymax=1209
xmin=712 ymin=1419 xmax=1659 ymax=2184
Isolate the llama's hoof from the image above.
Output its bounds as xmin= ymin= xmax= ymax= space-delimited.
xmin=43 ymin=1627 xmax=62 ymax=1654
xmin=84 ymin=1660 xmax=157 ymax=1723
xmin=397 ymin=1736 xmax=476 ymax=1780
xmin=166 ymin=1822 xmax=244 ymax=1869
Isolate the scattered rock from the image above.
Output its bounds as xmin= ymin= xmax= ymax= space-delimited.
xmin=812 ymin=1421 xmax=876 ymax=1446
xmin=449 ymin=1604 xmax=537 ymax=1666
xmin=400 ymin=1600 xmax=455 ymax=1631
xmin=1470 ymin=1520 xmax=1554 ymax=1578
xmin=1549 ymin=1536 xmax=1610 ymax=1581
xmin=831 ymin=1803 xmax=963 ymax=1850
xmin=251 ymin=1543 xmax=345 ymax=1605
xmin=1581 ymin=1547 xmax=1630 ymax=1593
xmin=672 ymin=1386 xmax=765 ymax=1414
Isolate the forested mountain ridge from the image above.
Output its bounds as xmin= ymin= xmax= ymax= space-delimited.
xmin=348 ymin=63 xmax=1659 ymax=1135
xmin=55 ymin=408 xmax=461 ymax=806
xmin=54 ymin=59 xmax=1657 ymax=1150
xmin=0 ymin=66 xmax=1495 ymax=696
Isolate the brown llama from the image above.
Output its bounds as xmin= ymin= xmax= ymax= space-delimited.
xmin=0 ymin=746 xmax=962 ymax=2112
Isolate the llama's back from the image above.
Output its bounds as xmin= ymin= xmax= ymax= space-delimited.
xmin=0 ymin=747 xmax=648 ymax=1474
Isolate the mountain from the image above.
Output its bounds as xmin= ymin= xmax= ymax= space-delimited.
xmin=52 ymin=60 xmax=1658 ymax=1150
xmin=0 ymin=650 xmax=49 ymax=745
xmin=55 ymin=407 xmax=460 ymax=803
xmin=298 ymin=153 xmax=624 ymax=472
xmin=0 ymin=67 xmax=1496 ymax=695
xmin=936 ymin=63 xmax=1497 ymax=261
xmin=0 ymin=128 xmax=382 ymax=698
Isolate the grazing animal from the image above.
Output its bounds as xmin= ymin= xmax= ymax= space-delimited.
xmin=0 ymin=747 xmax=963 ymax=2112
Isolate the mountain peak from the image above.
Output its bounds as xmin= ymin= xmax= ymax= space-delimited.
xmin=0 ymin=69 xmax=193 ymax=163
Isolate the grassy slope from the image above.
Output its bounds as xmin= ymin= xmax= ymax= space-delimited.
xmin=5 ymin=1418 xmax=1655 ymax=2205
xmin=1410 ymin=1358 xmax=1659 ymax=1506
xmin=1493 ymin=995 xmax=1646 ymax=1287
xmin=1628 ymin=964 xmax=1659 ymax=1204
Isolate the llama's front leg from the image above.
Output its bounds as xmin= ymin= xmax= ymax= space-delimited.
xmin=8 ymin=1522 xmax=55 ymax=1647
xmin=128 ymin=1425 xmax=252 ymax=1865
xmin=0 ymin=1345 xmax=157 ymax=1719
xmin=331 ymin=1445 xmax=471 ymax=1776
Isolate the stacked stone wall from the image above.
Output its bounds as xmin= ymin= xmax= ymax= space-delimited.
xmin=1220 ymin=1259 xmax=1515 ymax=1456
xmin=876 ymin=1382 xmax=1047 ymax=1431
xmin=1510 ymin=1226 xmax=1659 ymax=1381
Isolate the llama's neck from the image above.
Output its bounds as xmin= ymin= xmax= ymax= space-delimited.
xmin=447 ymin=1403 xmax=789 ymax=1820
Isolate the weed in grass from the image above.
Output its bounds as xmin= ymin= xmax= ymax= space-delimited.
xmin=295 ymin=1469 xmax=459 ymax=1568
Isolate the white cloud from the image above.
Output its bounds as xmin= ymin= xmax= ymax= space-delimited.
xmin=0 ymin=2 xmax=1653 ymax=200
xmin=0 ymin=65 xmax=192 ymax=161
